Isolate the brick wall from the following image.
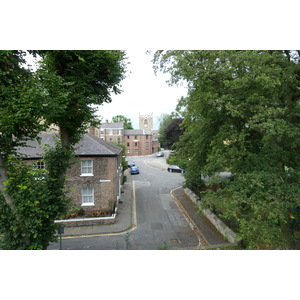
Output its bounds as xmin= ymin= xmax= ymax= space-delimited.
xmin=66 ymin=156 xmax=119 ymax=212
xmin=25 ymin=155 xmax=121 ymax=214
xmin=124 ymin=134 xmax=153 ymax=156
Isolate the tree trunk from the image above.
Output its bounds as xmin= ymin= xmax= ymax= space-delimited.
xmin=0 ymin=154 xmax=14 ymax=209
xmin=59 ymin=126 xmax=71 ymax=152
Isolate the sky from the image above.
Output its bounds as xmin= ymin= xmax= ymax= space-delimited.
xmin=96 ymin=50 xmax=188 ymax=130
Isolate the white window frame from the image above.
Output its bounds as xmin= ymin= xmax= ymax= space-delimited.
xmin=81 ymin=160 xmax=93 ymax=176
xmin=81 ymin=187 xmax=94 ymax=206
xmin=33 ymin=161 xmax=46 ymax=180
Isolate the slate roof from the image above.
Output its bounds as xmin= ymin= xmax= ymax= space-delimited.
xmin=124 ymin=129 xmax=151 ymax=135
xmin=100 ymin=122 xmax=124 ymax=129
xmin=17 ymin=132 xmax=122 ymax=159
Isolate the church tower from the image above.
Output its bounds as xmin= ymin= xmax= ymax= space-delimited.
xmin=139 ymin=113 xmax=153 ymax=133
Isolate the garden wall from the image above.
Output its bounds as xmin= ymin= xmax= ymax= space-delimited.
xmin=184 ymin=188 xmax=239 ymax=243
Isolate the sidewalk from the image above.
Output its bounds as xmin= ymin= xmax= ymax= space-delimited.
xmin=171 ymin=188 xmax=232 ymax=248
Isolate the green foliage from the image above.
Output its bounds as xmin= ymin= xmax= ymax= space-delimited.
xmin=158 ymin=113 xmax=173 ymax=148
xmin=154 ymin=50 xmax=300 ymax=249
xmin=0 ymin=146 xmax=72 ymax=249
xmin=0 ymin=51 xmax=46 ymax=154
xmin=36 ymin=50 xmax=127 ymax=147
xmin=112 ymin=115 xmax=133 ymax=129
xmin=111 ymin=141 xmax=128 ymax=170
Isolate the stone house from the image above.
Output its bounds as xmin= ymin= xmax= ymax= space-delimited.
xmin=18 ymin=132 xmax=123 ymax=216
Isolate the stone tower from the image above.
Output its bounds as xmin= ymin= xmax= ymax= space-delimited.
xmin=139 ymin=113 xmax=153 ymax=133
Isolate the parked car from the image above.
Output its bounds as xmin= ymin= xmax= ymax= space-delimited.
xmin=127 ymin=161 xmax=135 ymax=168
xmin=156 ymin=152 xmax=164 ymax=157
xmin=130 ymin=166 xmax=140 ymax=174
xmin=167 ymin=165 xmax=185 ymax=173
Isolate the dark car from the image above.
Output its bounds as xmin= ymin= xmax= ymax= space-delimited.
xmin=127 ymin=161 xmax=135 ymax=168
xmin=156 ymin=152 xmax=164 ymax=157
xmin=130 ymin=166 xmax=140 ymax=175
xmin=167 ymin=165 xmax=185 ymax=173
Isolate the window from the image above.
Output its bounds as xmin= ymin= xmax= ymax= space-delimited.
xmin=135 ymin=143 xmax=138 ymax=147
xmin=34 ymin=161 xmax=45 ymax=170
xmin=33 ymin=161 xmax=46 ymax=180
xmin=127 ymin=136 xmax=130 ymax=139
xmin=135 ymin=136 xmax=137 ymax=139
xmin=146 ymin=142 xmax=149 ymax=147
xmin=127 ymin=150 xmax=130 ymax=154
xmin=127 ymin=142 xmax=130 ymax=146
xmin=146 ymin=135 xmax=149 ymax=139
xmin=82 ymin=187 xmax=94 ymax=205
xmin=81 ymin=160 xmax=93 ymax=176
xmin=109 ymin=129 xmax=113 ymax=135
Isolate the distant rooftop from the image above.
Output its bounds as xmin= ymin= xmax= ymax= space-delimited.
xmin=17 ymin=132 xmax=122 ymax=159
xmin=100 ymin=122 xmax=124 ymax=129
xmin=124 ymin=129 xmax=151 ymax=135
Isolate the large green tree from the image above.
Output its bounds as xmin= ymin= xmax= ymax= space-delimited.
xmin=0 ymin=50 xmax=127 ymax=249
xmin=112 ymin=114 xmax=133 ymax=129
xmin=153 ymin=50 xmax=300 ymax=249
xmin=157 ymin=113 xmax=173 ymax=148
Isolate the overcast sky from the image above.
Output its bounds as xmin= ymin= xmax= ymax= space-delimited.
xmin=96 ymin=50 xmax=187 ymax=130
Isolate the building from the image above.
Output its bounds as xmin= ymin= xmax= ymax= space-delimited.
xmin=99 ymin=122 xmax=159 ymax=156
xmin=99 ymin=121 xmax=124 ymax=143
xmin=124 ymin=129 xmax=153 ymax=156
xmin=18 ymin=132 xmax=123 ymax=216
xmin=97 ymin=114 xmax=160 ymax=156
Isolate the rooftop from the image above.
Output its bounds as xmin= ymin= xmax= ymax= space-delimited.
xmin=100 ymin=122 xmax=124 ymax=129
xmin=124 ymin=129 xmax=151 ymax=135
xmin=17 ymin=132 xmax=122 ymax=159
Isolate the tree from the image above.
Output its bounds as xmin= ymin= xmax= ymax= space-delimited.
xmin=112 ymin=115 xmax=133 ymax=129
xmin=163 ymin=118 xmax=184 ymax=150
xmin=153 ymin=50 xmax=300 ymax=249
xmin=0 ymin=50 xmax=127 ymax=249
xmin=157 ymin=113 xmax=173 ymax=148
xmin=36 ymin=50 xmax=127 ymax=150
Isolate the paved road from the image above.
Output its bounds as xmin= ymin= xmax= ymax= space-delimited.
xmin=127 ymin=155 xmax=199 ymax=249
xmin=48 ymin=153 xmax=199 ymax=250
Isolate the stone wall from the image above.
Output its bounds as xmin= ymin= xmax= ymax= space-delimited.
xmin=184 ymin=188 xmax=239 ymax=243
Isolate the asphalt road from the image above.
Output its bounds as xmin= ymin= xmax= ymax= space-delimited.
xmin=48 ymin=153 xmax=199 ymax=250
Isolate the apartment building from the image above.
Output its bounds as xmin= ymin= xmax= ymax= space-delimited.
xmin=99 ymin=122 xmax=159 ymax=156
